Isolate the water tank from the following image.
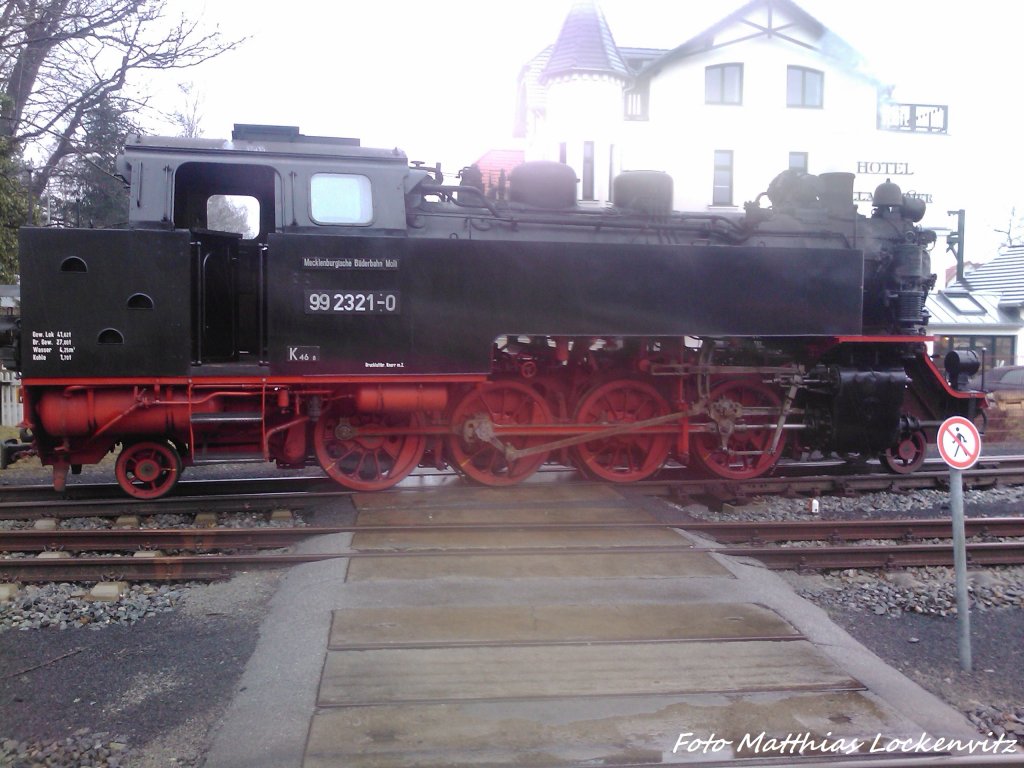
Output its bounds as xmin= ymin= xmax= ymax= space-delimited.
xmin=612 ymin=171 xmax=674 ymax=215
xmin=508 ymin=162 xmax=578 ymax=209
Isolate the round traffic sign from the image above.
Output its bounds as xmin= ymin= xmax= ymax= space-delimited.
xmin=936 ymin=416 xmax=982 ymax=470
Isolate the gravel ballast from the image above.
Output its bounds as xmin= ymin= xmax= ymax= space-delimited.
xmin=0 ymin=583 xmax=189 ymax=633
xmin=0 ymin=570 xmax=280 ymax=767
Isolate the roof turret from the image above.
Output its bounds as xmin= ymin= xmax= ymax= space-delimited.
xmin=542 ymin=0 xmax=628 ymax=82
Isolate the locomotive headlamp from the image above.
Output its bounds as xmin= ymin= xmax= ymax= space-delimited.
xmin=901 ymin=196 xmax=927 ymax=222
xmin=944 ymin=349 xmax=981 ymax=391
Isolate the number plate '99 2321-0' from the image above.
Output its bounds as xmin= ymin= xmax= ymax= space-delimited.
xmin=304 ymin=291 xmax=401 ymax=314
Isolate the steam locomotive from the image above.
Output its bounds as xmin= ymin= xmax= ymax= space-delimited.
xmin=0 ymin=124 xmax=984 ymax=497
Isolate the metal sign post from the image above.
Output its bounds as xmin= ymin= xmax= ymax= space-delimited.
xmin=936 ymin=415 xmax=982 ymax=673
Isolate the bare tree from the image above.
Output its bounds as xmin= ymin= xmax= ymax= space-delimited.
xmin=171 ymin=80 xmax=203 ymax=138
xmin=994 ymin=206 xmax=1024 ymax=249
xmin=0 ymin=0 xmax=244 ymax=196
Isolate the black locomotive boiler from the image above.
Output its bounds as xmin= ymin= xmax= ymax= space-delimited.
xmin=0 ymin=124 xmax=985 ymax=497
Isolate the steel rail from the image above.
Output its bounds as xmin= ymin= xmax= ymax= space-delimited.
xmin=4 ymin=540 xmax=1024 ymax=581
xmin=719 ymin=541 xmax=1024 ymax=570
xmin=0 ymin=552 xmax=338 ymax=581
xmin=4 ymin=516 xmax=1024 ymax=553
xmin=0 ymin=490 xmax=329 ymax=521
xmin=681 ymin=517 xmax=1024 ymax=543
xmin=0 ymin=474 xmax=341 ymax=502
xmin=1 ymin=455 xmax=1024 ymax=524
xmin=0 ymin=527 xmax=322 ymax=552
xmin=663 ymin=465 xmax=1024 ymax=500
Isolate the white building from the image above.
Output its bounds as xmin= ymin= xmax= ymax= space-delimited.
xmin=928 ymin=248 xmax=1024 ymax=370
xmin=516 ymin=0 xmax=958 ymax=242
xmin=0 ymin=368 xmax=19 ymax=427
xmin=0 ymin=284 xmax=19 ymax=427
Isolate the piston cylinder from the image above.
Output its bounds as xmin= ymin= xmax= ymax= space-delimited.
xmin=354 ymin=385 xmax=448 ymax=413
xmin=36 ymin=388 xmax=206 ymax=437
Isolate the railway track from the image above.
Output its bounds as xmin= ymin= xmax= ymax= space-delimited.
xmin=4 ymin=516 xmax=1024 ymax=551
xmin=2 ymin=453 xmax=1024 ymax=520
xmin=1 ymin=454 xmax=1024 ymax=582
xmin=2 ymin=513 xmax=1024 ymax=581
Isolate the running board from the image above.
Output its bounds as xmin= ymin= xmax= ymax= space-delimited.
xmin=191 ymin=412 xmax=263 ymax=424
xmin=190 ymin=452 xmax=266 ymax=465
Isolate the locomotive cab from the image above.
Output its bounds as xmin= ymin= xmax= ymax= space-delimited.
xmin=110 ymin=124 xmax=411 ymax=374
xmin=171 ymin=161 xmax=277 ymax=366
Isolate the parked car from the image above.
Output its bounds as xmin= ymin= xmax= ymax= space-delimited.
xmin=969 ymin=365 xmax=1024 ymax=393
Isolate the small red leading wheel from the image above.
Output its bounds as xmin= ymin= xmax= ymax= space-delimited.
xmin=115 ymin=441 xmax=182 ymax=499
xmin=572 ymin=379 xmax=672 ymax=482
xmin=881 ymin=430 xmax=927 ymax=474
xmin=691 ymin=378 xmax=786 ymax=480
xmin=447 ymin=381 xmax=553 ymax=486
xmin=314 ymin=406 xmax=426 ymax=491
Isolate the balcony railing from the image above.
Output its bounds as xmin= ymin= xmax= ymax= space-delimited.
xmin=878 ymin=102 xmax=948 ymax=134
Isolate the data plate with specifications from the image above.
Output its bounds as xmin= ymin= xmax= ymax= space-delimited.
xmin=305 ymin=290 xmax=401 ymax=315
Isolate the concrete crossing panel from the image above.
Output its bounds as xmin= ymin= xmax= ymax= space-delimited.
xmin=344 ymin=550 xmax=731 ymax=581
xmin=350 ymin=527 xmax=692 ymax=551
xmin=353 ymin=504 xmax=662 ymax=527
xmin=352 ymin=485 xmax=627 ymax=510
xmin=305 ymin=690 xmax=898 ymax=768
xmin=328 ymin=602 xmax=802 ymax=649
xmin=317 ymin=640 xmax=861 ymax=706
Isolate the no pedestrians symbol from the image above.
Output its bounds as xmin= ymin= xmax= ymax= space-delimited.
xmin=936 ymin=416 xmax=982 ymax=470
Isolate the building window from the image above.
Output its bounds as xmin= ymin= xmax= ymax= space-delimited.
xmin=625 ymin=84 xmax=649 ymax=120
xmin=943 ymin=293 xmax=986 ymax=315
xmin=787 ymin=66 xmax=823 ymax=108
xmin=789 ymin=152 xmax=808 ymax=173
xmin=712 ymin=150 xmax=733 ymax=206
xmin=608 ymin=144 xmax=616 ymax=198
xmin=582 ymin=141 xmax=595 ymax=201
xmin=559 ymin=142 xmax=567 ymax=164
xmin=705 ymin=64 xmax=743 ymax=105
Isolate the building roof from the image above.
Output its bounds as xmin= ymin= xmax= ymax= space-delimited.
xmin=618 ymin=47 xmax=670 ymax=74
xmin=542 ymin=0 xmax=628 ymax=82
xmin=926 ymin=289 xmax=1019 ymax=331
xmin=950 ymin=247 xmax=1024 ymax=307
xmin=635 ymin=0 xmax=871 ymax=84
xmin=515 ymin=45 xmax=552 ymax=138
xmin=944 ymin=261 xmax=984 ymax=288
xmin=472 ymin=149 xmax=525 ymax=195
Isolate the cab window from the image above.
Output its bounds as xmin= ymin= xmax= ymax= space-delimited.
xmin=207 ymin=194 xmax=260 ymax=239
xmin=310 ymin=173 xmax=373 ymax=225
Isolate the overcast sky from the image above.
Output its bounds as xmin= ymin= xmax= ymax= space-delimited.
xmin=154 ymin=0 xmax=1024 ymax=256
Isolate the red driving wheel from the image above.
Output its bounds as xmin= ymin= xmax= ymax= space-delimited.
xmin=447 ymin=382 xmax=553 ymax=486
xmin=572 ymin=379 xmax=672 ymax=482
xmin=314 ymin=406 xmax=426 ymax=491
xmin=115 ymin=441 xmax=182 ymax=499
xmin=691 ymin=378 xmax=786 ymax=480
